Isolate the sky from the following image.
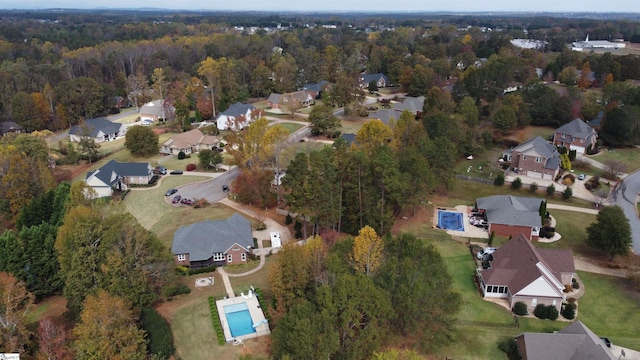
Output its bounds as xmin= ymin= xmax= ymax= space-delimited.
xmin=1 ymin=0 xmax=639 ymax=12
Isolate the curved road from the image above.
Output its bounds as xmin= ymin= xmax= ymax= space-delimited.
xmin=609 ymin=170 xmax=640 ymax=253
xmin=173 ymin=167 xmax=240 ymax=203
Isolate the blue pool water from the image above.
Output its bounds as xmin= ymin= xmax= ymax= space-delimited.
xmin=224 ymin=303 xmax=256 ymax=338
xmin=438 ymin=211 xmax=464 ymax=231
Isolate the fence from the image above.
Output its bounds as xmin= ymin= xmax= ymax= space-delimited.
xmin=455 ymin=174 xmax=494 ymax=185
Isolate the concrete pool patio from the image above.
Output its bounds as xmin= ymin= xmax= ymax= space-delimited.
xmin=434 ymin=205 xmax=488 ymax=239
xmin=216 ymin=294 xmax=270 ymax=343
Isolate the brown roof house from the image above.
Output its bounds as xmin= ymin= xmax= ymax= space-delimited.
xmin=171 ymin=214 xmax=254 ymax=269
xmin=160 ymin=128 xmax=219 ymax=156
xmin=503 ymin=136 xmax=561 ymax=180
xmin=476 ymin=234 xmax=575 ymax=315
xmin=515 ymin=321 xmax=617 ymax=360
xmin=268 ymin=91 xmax=313 ymax=111
xmin=476 ymin=195 xmax=544 ymax=240
xmin=553 ymin=118 xmax=598 ymax=154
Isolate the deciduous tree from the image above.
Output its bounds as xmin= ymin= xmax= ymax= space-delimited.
xmin=37 ymin=317 xmax=74 ymax=360
xmin=309 ymin=104 xmax=341 ymax=135
xmin=351 ymin=225 xmax=384 ymax=277
xmin=197 ymin=149 xmax=222 ymax=169
xmin=355 ymin=119 xmax=392 ymax=155
xmin=124 ymin=125 xmax=159 ymax=156
xmin=0 ymin=272 xmax=34 ymax=354
xmin=586 ymin=205 xmax=632 ymax=260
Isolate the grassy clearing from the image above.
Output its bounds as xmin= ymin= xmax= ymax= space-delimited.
xmin=537 ymin=210 xmax=596 ymax=256
xmin=591 ymin=147 xmax=640 ymax=173
xmin=278 ymin=141 xmax=327 ymax=168
xmin=277 ymin=122 xmax=305 ymax=133
xmin=454 ymin=148 xmax=504 ymax=180
xmin=505 ymin=125 xmax=555 ymax=143
xmin=340 ymin=117 xmax=367 ymax=135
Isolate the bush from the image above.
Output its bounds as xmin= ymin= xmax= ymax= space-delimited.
xmin=585 ymin=176 xmax=600 ymax=191
xmin=193 ymin=198 xmax=210 ymax=208
xmin=562 ymin=173 xmax=575 ymax=185
xmin=511 ymin=177 xmax=522 ymax=190
xmin=547 ymin=305 xmax=559 ymax=320
xmin=572 ymin=278 xmax=580 ymax=289
xmin=294 ymin=220 xmax=303 ymax=239
xmin=562 ymin=187 xmax=573 ymax=199
xmin=186 ymin=163 xmax=196 ymax=171
xmin=513 ymin=302 xmax=528 ymax=316
xmin=494 ymin=173 xmax=505 ymax=186
xmin=175 ymin=266 xmax=189 ymax=275
xmin=539 ymin=226 xmax=555 ymax=239
xmin=562 ymin=302 xmax=576 ymax=320
xmin=188 ymin=265 xmax=216 ymax=275
xmin=568 ymin=149 xmax=577 ymax=161
xmin=285 ymin=213 xmax=293 ymax=225
xmin=141 ymin=307 xmax=175 ymax=359
xmin=498 ymin=337 xmax=523 ymax=360
xmin=546 ymin=184 xmax=556 ymax=195
xmin=208 ymin=297 xmax=226 ymax=345
xmin=163 ymin=284 xmax=191 ymax=298
xmin=178 ymin=151 xmax=186 ymax=160
xmin=529 ymin=182 xmax=538 ymax=193
xmin=533 ymin=304 xmax=548 ymax=319
xmin=254 ymin=288 xmax=271 ymax=323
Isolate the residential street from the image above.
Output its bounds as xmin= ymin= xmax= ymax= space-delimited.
xmin=609 ymin=170 xmax=640 ymax=253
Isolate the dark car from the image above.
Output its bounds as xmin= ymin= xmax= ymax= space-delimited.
xmin=170 ymin=170 xmax=183 ymax=175
xmin=172 ymin=195 xmax=182 ymax=204
xmin=600 ymin=337 xmax=611 ymax=348
xmin=165 ymin=188 xmax=177 ymax=196
xmin=222 ymin=185 xmax=229 ymax=192
xmin=181 ymin=198 xmax=194 ymax=206
xmin=155 ymin=166 xmax=167 ymax=175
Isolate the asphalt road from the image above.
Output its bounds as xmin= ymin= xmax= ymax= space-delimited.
xmin=609 ymin=171 xmax=640 ymax=253
xmin=171 ymin=167 xmax=239 ymax=203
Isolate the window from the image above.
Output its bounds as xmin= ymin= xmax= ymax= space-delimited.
xmin=177 ymin=254 xmax=186 ymax=261
xmin=227 ymin=254 xmax=233 ymax=263
xmin=487 ymin=286 xmax=493 ymax=293
xmin=532 ymin=298 xmax=537 ymax=307
xmin=498 ymin=286 xmax=505 ymax=293
xmin=535 ymin=157 xmax=542 ymax=163
xmin=241 ymin=253 xmax=247 ymax=261
xmin=213 ymin=253 xmax=225 ymax=261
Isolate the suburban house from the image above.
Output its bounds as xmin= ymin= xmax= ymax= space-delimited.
xmin=394 ymin=96 xmax=425 ymax=116
xmin=503 ymin=136 xmax=561 ymax=180
xmin=0 ymin=121 xmax=23 ymax=136
xmin=171 ymin=213 xmax=254 ymax=269
xmin=359 ymin=73 xmax=390 ymax=88
xmin=69 ymin=117 xmax=126 ymax=143
xmin=369 ymin=109 xmax=399 ymax=126
xmin=160 ymin=128 xmax=219 ymax=156
xmin=302 ymin=80 xmax=329 ymax=99
xmin=215 ymin=102 xmax=261 ymax=131
xmin=476 ymin=233 xmax=575 ymax=315
xmin=475 ymin=195 xmax=544 ymax=240
xmin=553 ymin=118 xmax=598 ymax=154
xmin=268 ymin=91 xmax=313 ymax=110
xmin=84 ymin=160 xmax=153 ymax=198
xmin=587 ymin=111 xmax=604 ymax=131
xmin=515 ymin=321 xmax=616 ymax=360
xmin=139 ymin=99 xmax=174 ymax=123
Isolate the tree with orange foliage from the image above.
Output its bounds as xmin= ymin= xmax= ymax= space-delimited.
xmin=37 ymin=317 xmax=74 ymax=360
xmin=0 ymin=272 xmax=34 ymax=354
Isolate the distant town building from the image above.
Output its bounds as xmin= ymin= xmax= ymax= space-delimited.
xmin=571 ymin=35 xmax=626 ymax=52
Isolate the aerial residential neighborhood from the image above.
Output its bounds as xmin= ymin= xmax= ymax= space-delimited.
xmin=1 ymin=7 xmax=640 ymax=360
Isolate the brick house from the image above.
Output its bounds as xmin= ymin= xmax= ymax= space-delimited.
xmin=476 ymin=233 xmax=575 ymax=315
xmin=552 ymin=118 xmax=598 ymax=154
xmin=476 ymin=195 xmax=544 ymax=240
xmin=503 ymin=136 xmax=560 ymax=180
xmin=267 ymin=91 xmax=313 ymax=109
xmin=171 ymin=214 xmax=254 ymax=269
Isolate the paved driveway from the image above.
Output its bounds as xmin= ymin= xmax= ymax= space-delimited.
xmin=609 ymin=171 xmax=640 ymax=253
xmin=173 ymin=167 xmax=240 ymax=203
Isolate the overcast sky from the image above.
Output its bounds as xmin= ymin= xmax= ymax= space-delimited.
xmin=2 ymin=0 xmax=638 ymax=12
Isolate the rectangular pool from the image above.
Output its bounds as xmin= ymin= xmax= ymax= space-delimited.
xmin=438 ymin=211 xmax=464 ymax=231
xmin=224 ymin=302 xmax=256 ymax=338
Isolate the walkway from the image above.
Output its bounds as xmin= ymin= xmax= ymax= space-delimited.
xmin=574 ymin=257 xmax=627 ymax=278
xmin=546 ymin=203 xmax=599 ymax=215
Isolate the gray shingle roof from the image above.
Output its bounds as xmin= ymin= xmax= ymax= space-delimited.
xmin=394 ymin=96 xmax=425 ymax=114
xmin=516 ymin=321 xmax=616 ymax=360
xmin=303 ymin=80 xmax=329 ymax=93
xmin=139 ymin=99 xmax=165 ymax=117
xmin=69 ymin=117 xmax=122 ymax=138
xmin=476 ymin=195 xmax=543 ymax=228
xmin=0 ymin=121 xmax=23 ymax=134
xmin=85 ymin=160 xmax=151 ymax=186
xmin=587 ymin=111 xmax=604 ymax=128
xmin=219 ymin=102 xmax=256 ymax=117
xmin=171 ymin=213 xmax=253 ymax=261
xmin=360 ymin=73 xmax=389 ymax=85
xmin=556 ymin=118 xmax=597 ymax=142
xmin=369 ymin=109 xmax=399 ymax=125
xmin=268 ymin=93 xmax=282 ymax=103
xmin=512 ymin=136 xmax=560 ymax=171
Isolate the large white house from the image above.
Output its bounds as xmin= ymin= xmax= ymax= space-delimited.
xmin=216 ymin=103 xmax=261 ymax=131
xmin=69 ymin=117 xmax=126 ymax=143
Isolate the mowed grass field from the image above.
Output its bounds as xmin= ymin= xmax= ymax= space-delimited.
xmin=592 ymin=147 xmax=640 ymax=173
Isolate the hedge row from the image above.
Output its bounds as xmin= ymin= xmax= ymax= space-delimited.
xmin=140 ymin=307 xmax=175 ymax=359
xmin=254 ymin=288 xmax=271 ymax=324
xmin=188 ymin=265 xmax=217 ymax=275
xmin=208 ymin=296 xmax=226 ymax=345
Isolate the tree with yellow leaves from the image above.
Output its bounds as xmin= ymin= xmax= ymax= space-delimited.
xmin=351 ymin=225 xmax=384 ymax=277
xmin=355 ymin=119 xmax=393 ymax=155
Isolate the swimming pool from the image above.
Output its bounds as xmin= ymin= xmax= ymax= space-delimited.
xmin=438 ymin=211 xmax=464 ymax=231
xmin=224 ymin=302 xmax=256 ymax=338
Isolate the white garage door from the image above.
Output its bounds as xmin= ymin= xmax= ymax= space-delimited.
xmin=543 ymin=173 xmax=553 ymax=180
xmin=527 ymin=171 xmax=542 ymax=179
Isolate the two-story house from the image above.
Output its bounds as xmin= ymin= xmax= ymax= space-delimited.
xmin=503 ymin=136 xmax=560 ymax=180
xmin=553 ymin=118 xmax=598 ymax=154
xmin=215 ymin=102 xmax=261 ymax=131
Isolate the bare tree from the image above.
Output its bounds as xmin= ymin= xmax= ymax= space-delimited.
xmin=604 ymin=159 xmax=627 ymax=180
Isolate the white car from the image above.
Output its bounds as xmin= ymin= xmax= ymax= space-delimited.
xmin=477 ymin=247 xmax=497 ymax=259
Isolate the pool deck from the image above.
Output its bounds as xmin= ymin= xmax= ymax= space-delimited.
xmin=435 ymin=205 xmax=489 ymax=239
xmin=216 ymin=294 xmax=271 ymax=343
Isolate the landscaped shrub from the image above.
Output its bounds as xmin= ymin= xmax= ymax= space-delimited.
xmin=533 ymin=304 xmax=548 ymax=319
xmin=494 ymin=173 xmax=505 ymax=186
xmin=498 ymin=337 xmax=523 ymax=360
xmin=208 ymin=296 xmax=226 ymax=345
xmin=585 ymin=176 xmax=601 ymax=191
xmin=186 ymin=163 xmax=196 ymax=171
xmin=547 ymin=305 xmax=559 ymax=320
xmin=568 ymin=149 xmax=577 ymax=161
xmin=562 ymin=173 xmax=575 ymax=185
xmin=294 ymin=220 xmax=303 ymax=239
xmin=529 ymin=182 xmax=538 ymax=193
xmin=571 ymin=278 xmax=580 ymax=289
xmin=162 ymin=284 xmax=191 ymax=298
xmin=141 ymin=307 xmax=175 ymax=359
xmin=511 ymin=177 xmax=522 ymax=190
xmin=188 ymin=265 xmax=216 ymax=275
xmin=175 ymin=266 xmax=188 ymax=275
xmin=285 ymin=213 xmax=293 ymax=225
xmin=254 ymin=288 xmax=271 ymax=324
xmin=178 ymin=151 xmax=186 ymax=160
xmin=546 ymin=184 xmax=556 ymax=195
xmin=539 ymin=226 xmax=556 ymax=239
xmin=562 ymin=187 xmax=573 ymax=200
xmin=562 ymin=302 xmax=577 ymax=320
xmin=513 ymin=302 xmax=528 ymax=316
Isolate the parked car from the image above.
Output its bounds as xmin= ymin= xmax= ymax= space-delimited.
xmin=477 ymin=247 xmax=497 ymax=259
xmin=155 ymin=166 xmax=167 ymax=175
xmin=172 ymin=195 xmax=182 ymax=204
xmin=578 ymin=173 xmax=586 ymax=181
xmin=600 ymin=337 xmax=611 ymax=348
xmin=181 ymin=198 xmax=194 ymax=206
xmin=165 ymin=188 xmax=177 ymax=196
xmin=170 ymin=170 xmax=183 ymax=175
xmin=222 ymin=185 xmax=229 ymax=192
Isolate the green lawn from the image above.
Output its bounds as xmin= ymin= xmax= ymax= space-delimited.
xmin=536 ymin=210 xmax=596 ymax=255
xmin=278 ymin=141 xmax=328 ymax=168
xmin=340 ymin=117 xmax=367 ymax=135
xmin=590 ymin=147 xmax=640 ymax=173
xmin=277 ymin=122 xmax=305 ymax=133
xmin=454 ymin=148 xmax=505 ymax=180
